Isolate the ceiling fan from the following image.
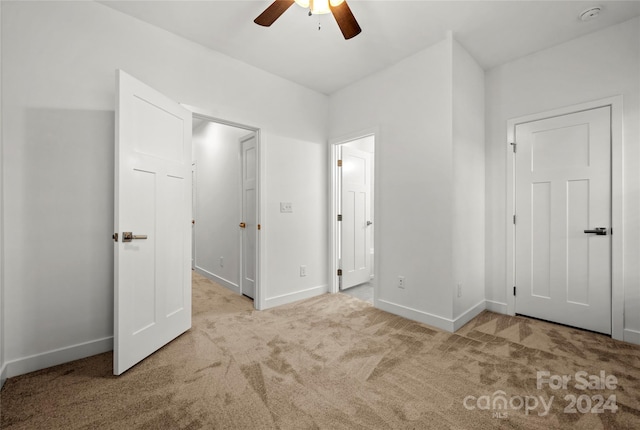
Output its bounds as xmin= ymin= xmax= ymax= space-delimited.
xmin=254 ymin=0 xmax=362 ymax=40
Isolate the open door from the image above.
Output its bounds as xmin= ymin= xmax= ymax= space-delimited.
xmin=340 ymin=145 xmax=372 ymax=289
xmin=114 ymin=70 xmax=192 ymax=375
xmin=240 ymin=133 xmax=257 ymax=299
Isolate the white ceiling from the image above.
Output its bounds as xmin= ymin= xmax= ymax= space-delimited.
xmin=100 ymin=0 xmax=640 ymax=94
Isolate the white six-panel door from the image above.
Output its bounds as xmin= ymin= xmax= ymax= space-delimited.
xmin=114 ymin=70 xmax=192 ymax=375
xmin=240 ymin=134 xmax=257 ymax=299
xmin=515 ymin=106 xmax=611 ymax=334
xmin=340 ymin=146 xmax=372 ymax=290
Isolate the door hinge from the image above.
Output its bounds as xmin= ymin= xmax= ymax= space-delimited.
xmin=257 ymin=224 xmax=261 ymax=230
xmin=513 ymin=286 xmax=517 ymax=296
xmin=337 ymin=214 xmax=342 ymax=221
xmin=513 ymin=214 xmax=516 ymax=224
xmin=337 ymin=159 xmax=342 ymax=167
xmin=112 ymin=233 xmax=118 ymax=242
xmin=510 ymin=142 xmax=517 ymax=153
xmin=337 ymin=269 xmax=342 ymax=276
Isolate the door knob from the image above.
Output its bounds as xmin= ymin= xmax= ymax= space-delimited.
xmin=122 ymin=232 xmax=148 ymax=242
xmin=583 ymin=227 xmax=607 ymax=236
xmin=239 ymin=222 xmax=246 ymax=229
xmin=366 ymin=221 xmax=373 ymax=226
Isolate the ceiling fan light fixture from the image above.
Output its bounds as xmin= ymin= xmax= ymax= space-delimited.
xmin=295 ymin=0 xmax=345 ymax=15
xmin=255 ymin=0 xmax=359 ymax=40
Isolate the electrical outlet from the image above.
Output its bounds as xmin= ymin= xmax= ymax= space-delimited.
xmin=457 ymin=283 xmax=462 ymax=298
xmin=398 ymin=276 xmax=405 ymax=289
xmin=300 ymin=265 xmax=307 ymax=277
xmin=280 ymin=202 xmax=293 ymax=213
xmin=219 ymin=256 xmax=224 ymax=267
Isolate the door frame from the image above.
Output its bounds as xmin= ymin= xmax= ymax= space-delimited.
xmin=328 ymin=128 xmax=378 ymax=296
xmin=183 ymin=105 xmax=264 ymax=310
xmin=506 ymin=96 xmax=623 ymax=340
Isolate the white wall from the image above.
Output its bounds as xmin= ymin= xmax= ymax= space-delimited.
xmin=261 ymin=134 xmax=328 ymax=308
xmin=1 ymin=1 xmax=328 ymax=377
xmin=452 ymin=39 xmax=485 ymax=321
xmin=485 ymin=17 xmax=640 ymax=341
xmin=329 ymin=35 xmax=485 ymax=331
xmin=192 ymin=121 xmax=246 ymax=291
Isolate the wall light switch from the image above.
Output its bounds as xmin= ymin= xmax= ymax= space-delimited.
xmin=280 ymin=202 xmax=293 ymax=213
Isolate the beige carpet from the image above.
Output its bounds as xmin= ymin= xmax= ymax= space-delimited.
xmin=1 ymin=272 xmax=639 ymax=429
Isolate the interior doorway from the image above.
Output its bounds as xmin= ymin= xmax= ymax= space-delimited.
xmin=330 ymin=134 xmax=375 ymax=302
xmin=191 ymin=114 xmax=260 ymax=307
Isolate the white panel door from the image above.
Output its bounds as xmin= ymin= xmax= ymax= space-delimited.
xmin=114 ymin=70 xmax=192 ymax=375
xmin=340 ymin=146 xmax=372 ymax=290
xmin=515 ymin=106 xmax=611 ymax=334
xmin=241 ymin=134 xmax=257 ymax=299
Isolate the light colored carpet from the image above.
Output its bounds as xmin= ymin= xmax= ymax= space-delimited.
xmin=1 ymin=272 xmax=639 ymax=429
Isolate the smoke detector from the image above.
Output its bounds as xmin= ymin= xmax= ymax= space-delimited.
xmin=579 ymin=6 xmax=602 ymax=22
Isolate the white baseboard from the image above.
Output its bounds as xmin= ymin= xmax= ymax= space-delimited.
xmin=485 ymin=300 xmax=508 ymax=314
xmin=623 ymin=328 xmax=640 ymax=345
xmin=374 ymin=299 xmax=488 ymax=333
xmin=5 ymin=336 xmax=113 ymax=379
xmin=263 ymin=284 xmax=328 ymax=309
xmin=195 ymin=267 xmax=239 ymax=294
xmin=453 ymin=300 xmax=487 ymax=331
xmin=375 ymin=299 xmax=456 ymax=332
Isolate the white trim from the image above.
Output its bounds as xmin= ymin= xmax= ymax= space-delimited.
xmin=191 ymin=161 xmax=197 ymax=271
xmin=610 ymin=99 xmax=624 ymax=340
xmin=4 ymin=337 xmax=113 ymax=379
xmin=0 ymin=2 xmax=5 ymax=392
xmin=328 ymin=128 xmax=379 ymax=297
xmin=182 ymin=104 xmax=264 ymax=310
xmin=485 ymin=300 xmax=508 ymax=314
xmin=453 ymin=300 xmax=487 ymax=331
xmin=623 ymin=329 xmax=640 ymax=345
xmin=195 ymin=267 xmax=239 ymax=293
xmin=181 ymin=104 xmax=260 ymax=133
xmin=376 ymin=299 xmax=456 ymax=332
xmin=506 ymin=96 xmax=624 ymax=340
xmin=256 ymin=128 xmax=266 ymax=310
xmin=263 ymin=284 xmax=328 ymax=309
xmin=370 ymin=299 xmax=492 ymax=333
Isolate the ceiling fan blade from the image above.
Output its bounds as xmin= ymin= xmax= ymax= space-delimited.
xmin=330 ymin=1 xmax=361 ymax=40
xmin=254 ymin=0 xmax=295 ymax=27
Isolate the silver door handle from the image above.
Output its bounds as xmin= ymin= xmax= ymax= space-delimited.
xmin=583 ymin=227 xmax=607 ymax=236
xmin=366 ymin=221 xmax=372 ymax=226
xmin=122 ymin=232 xmax=148 ymax=242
